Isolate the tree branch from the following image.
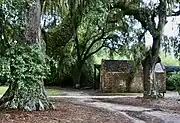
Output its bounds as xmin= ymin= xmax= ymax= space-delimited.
xmin=171 ymin=10 xmax=180 ymax=16
xmin=80 ymin=26 xmax=104 ymax=57
xmin=112 ymin=1 xmax=157 ymax=36
xmin=84 ymin=44 xmax=104 ymax=60
xmin=83 ymin=29 xmax=105 ymax=58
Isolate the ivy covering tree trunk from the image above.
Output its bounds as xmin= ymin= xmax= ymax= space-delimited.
xmin=0 ymin=76 xmax=53 ymax=111
xmin=0 ymin=0 xmax=53 ymax=111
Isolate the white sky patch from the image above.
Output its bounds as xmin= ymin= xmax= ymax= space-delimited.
xmin=164 ymin=16 xmax=180 ymax=37
xmin=145 ymin=31 xmax=153 ymax=47
xmin=145 ymin=16 xmax=180 ymax=47
xmin=143 ymin=0 xmax=180 ymax=47
xmin=142 ymin=0 xmax=159 ymax=5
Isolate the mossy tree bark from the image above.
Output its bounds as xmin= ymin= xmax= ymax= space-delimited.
xmin=0 ymin=80 xmax=53 ymax=111
xmin=0 ymin=0 xmax=53 ymax=111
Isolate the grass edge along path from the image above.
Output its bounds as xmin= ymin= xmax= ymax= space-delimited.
xmin=0 ymin=86 xmax=61 ymax=96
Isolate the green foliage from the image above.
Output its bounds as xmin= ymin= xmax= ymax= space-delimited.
xmin=81 ymin=56 xmax=95 ymax=86
xmin=167 ymin=72 xmax=180 ymax=93
xmin=162 ymin=36 xmax=180 ymax=62
xmin=166 ymin=73 xmax=176 ymax=91
xmin=0 ymin=42 xmax=50 ymax=87
xmin=45 ymin=39 xmax=95 ymax=87
xmin=45 ymin=41 xmax=76 ymax=84
xmin=160 ymin=51 xmax=179 ymax=66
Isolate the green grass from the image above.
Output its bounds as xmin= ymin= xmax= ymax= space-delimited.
xmin=0 ymin=86 xmax=61 ymax=96
xmin=46 ymin=89 xmax=61 ymax=95
xmin=0 ymin=86 xmax=8 ymax=95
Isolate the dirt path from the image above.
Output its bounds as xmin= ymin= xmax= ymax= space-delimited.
xmin=1 ymin=88 xmax=180 ymax=123
xmin=51 ymin=89 xmax=180 ymax=123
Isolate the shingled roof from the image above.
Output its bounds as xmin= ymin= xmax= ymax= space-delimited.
xmin=102 ymin=60 xmax=165 ymax=73
xmin=102 ymin=60 xmax=133 ymax=73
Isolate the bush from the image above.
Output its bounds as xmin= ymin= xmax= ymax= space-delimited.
xmin=166 ymin=73 xmax=176 ymax=91
xmin=45 ymin=41 xmax=95 ymax=87
xmin=45 ymin=42 xmax=76 ymax=85
xmin=167 ymin=72 xmax=180 ymax=94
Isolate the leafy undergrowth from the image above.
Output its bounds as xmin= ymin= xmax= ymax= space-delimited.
xmin=0 ymin=101 xmax=132 ymax=123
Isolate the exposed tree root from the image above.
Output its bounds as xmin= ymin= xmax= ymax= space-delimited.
xmin=0 ymin=82 xmax=54 ymax=111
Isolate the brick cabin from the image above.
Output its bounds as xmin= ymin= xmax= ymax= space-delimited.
xmin=100 ymin=60 xmax=166 ymax=93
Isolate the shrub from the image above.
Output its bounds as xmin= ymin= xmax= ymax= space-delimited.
xmin=166 ymin=73 xmax=176 ymax=91
xmin=168 ymin=72 xmax=180 ymax=94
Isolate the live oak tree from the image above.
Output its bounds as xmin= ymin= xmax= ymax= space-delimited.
xmin=71 ymin=1 xmax=111 ymax=87
xmin=41 ymin=0 xmax=98 ymax=86
xmin=42 ymin=0 xmax=115 ymax=87
xmin=0 ymin=0 xmax=53 ymax=111
xmin=110 ymin=0 xmax=180 ymax=98
xmin=69 ymin=0 xmax=129 ymax=87
xmin=0 ymin=0 xmax=104 ymax=110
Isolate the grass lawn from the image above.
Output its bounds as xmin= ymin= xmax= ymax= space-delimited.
xmin=46 ymin=89 xmax=61 ymax=95
xmin=0 ymin=86 xmax=61 ymax=96
xmin=0 ymin=86 xmax=8 ymax=95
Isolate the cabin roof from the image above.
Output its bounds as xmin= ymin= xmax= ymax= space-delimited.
xmin=102 ymin=60 xmax=133 ymax=73
xmin=101 ymin=60 xmax=165 ymax=73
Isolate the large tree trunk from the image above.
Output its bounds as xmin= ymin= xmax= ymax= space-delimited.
xmin=0 ymin=0 xmax=53 ymax=111
xmin=142 ymin=57 xmax=162 ymax=98
xmin=142 ymin=37 xmax=162 ymax=98
xmin=111 ymin=0 xmax=167 ymax=98
xmin=142 ymin=1 xmax=166 ymax=98
xmin=0 ymin=79 xmax=53 ymax=111
xmin=142 ymin=56 xmax=152 ymax=98
xmin=142 ymin=52 xmax=153 ymax=98
xmin=72 ymin=60 xmax=84 ymax=88
xmin=25 ymin=0 xmax=41 ymax=44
